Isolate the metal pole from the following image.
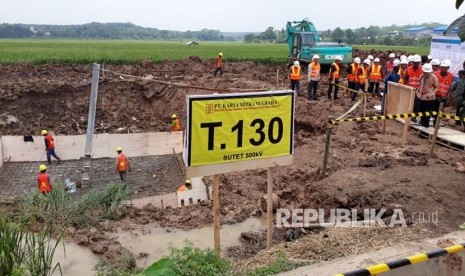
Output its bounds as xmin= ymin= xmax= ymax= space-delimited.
xmin=322 ymin=117 xmax=334 ymax=176
xmin=84 ymin=64 xmax=100 ymax=157
xmin=266 ymin=168 xmax=273 ymax=249
xmin=429 ymin=102 xmax=444 ymax=158
xmin=213 ymin=175 xmax=221 ymax=256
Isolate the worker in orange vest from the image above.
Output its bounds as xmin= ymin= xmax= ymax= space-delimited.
xmin=398 ymin=58 xmax=408 ymax=84
xmin=328 ymin=55 xmax=342 ymax=100
xmin=307 ymin=55 xmax=321 ymax=101
xmin=348 ymin=57 xmax=361 ymax=101
xmin=115 ymin=147 xmax=130 ymax=184
xmin=177 ymin=179 xmax=192 ymax=192
xmin=354 ymin=59 xmax=370 ymax=101
xmin=37 ymin=164 xmax=52 ymax=194
xmin=171 ymin=114 xmax=181 ymax=131
xmin=214 ymin=52 xmax=223 ymax=77
xmin=385 ymin=53 xmax=395 ymax=75
xmin=41 ymin=130 xmax=61 ymax=165
xmin=433 ymin=59 xmax=454 ymax=125
xmin=404 ymin=55 xmax=424 ymax=121
xmin=368 ymin=58 xmax=384 ymax=99
xmin=289 ymin=60 xmax=302 ymax=95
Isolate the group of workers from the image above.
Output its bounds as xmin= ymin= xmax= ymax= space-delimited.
xmin=37 ymin=112 xmax=184 ymax=195
xmin=288 ymin=53 xmax=464 ymax=130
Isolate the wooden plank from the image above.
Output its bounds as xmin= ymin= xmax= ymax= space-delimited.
xmin=0 ymin=137 xmax=3 ymax=168
xmin=148 ymin=132 xmax=183 ymax=156
xmin=186 ymin=155 xmax=293 ymax=178
xmin=1 ymin=132 xmax=182 ymax=162
xmin=213 ymin=175 xmax=221 ymax=256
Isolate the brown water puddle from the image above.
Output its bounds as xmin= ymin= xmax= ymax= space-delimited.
xmin=52 ymin=241 xmax=97 ymax=276
xmin=115 ymin=217 xmax=266 ymax=267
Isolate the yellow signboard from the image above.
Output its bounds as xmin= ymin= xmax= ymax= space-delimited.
xmin=186 ymin=91 xmax=294 ymax=167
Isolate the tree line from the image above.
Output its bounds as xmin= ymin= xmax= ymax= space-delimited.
xmin=246 ymin=22 xmax=444 ymax=46
xmin=0 ymin=22 xmax=240 ymax=41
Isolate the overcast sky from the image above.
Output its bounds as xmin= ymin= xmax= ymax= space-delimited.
xmin=1 ymin=0 xmax=463 ymax=32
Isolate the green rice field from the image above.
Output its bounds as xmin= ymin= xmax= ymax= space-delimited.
xmin=0 ymin=39 xmax=429 ymax=65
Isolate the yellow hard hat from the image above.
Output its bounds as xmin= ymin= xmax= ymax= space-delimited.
xmin=219 ymin=52 xmax=223 ymax=57
xmin=171 ymin=114 xmax=177 ymax=119
xmin=185 ymin=179 xmax=192 ymax=184
xmin=116 ymin=146 xmax=122 ymax=152
xmin=41 ymin=130 xmax=48 ymax=135
xmin=39 ymin=164 xmax=47 ymax=171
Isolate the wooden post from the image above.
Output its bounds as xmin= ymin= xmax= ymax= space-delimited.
xmin=213 ymin=175 xmax=221 ymax=256
xmin=429 ymin=102 xmax=444 ymax=158
xmin=382 ymin=92 xmax=388 ymax=135
xmin=363 ymin=94 xmax=367 ymax=118
xmin=275 ymin=69 xmax=279 ymax=89
xmin=322 ymin=117 xmax=334 ymax=176
xmin=266 ymin=168 xmax=273 ymax=249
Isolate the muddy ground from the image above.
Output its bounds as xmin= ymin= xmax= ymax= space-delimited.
xmin=1 ymin=52 xmax=465 ymax=272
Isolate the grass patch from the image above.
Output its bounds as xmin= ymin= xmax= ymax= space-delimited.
xmin=144 ymin=242 xmax=231 ymax=276
xmin=0 ymin=217 xmax=64 ymax=276
xmin=0 ymin=39 xmax=288 ymax=65
xmin=19 ymin=184 xmax=130 ymax=228
xmin=243 ymin=252 xmax=309 ymax=276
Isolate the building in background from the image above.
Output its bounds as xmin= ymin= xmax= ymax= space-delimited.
xmin=403 ymin=26 xmax=433 ymax=39
xmin=433 ymin=26 xmax=458 ymax=36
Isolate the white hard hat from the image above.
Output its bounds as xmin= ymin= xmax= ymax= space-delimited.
xmin=430 ymin=58 xmax=441 ymax=66
xmin=374 ymin=58 xmax=380 ymax=63
xmin=335 ymin=55 xmax=342 ymax=61
xmin=294 ymin=60 xmax=300 ymax=67
xmin=354 ymin=57 xmax=361 ymax=64
xmin=400 ymin=55 xmax=407 ymax=60
xmin=413 ymin=54 xmax=421 ymax=63
xmin=389 ymin=53 xmax=395 ymax=58
xmin=400 ymin=59 xmax=408 ymax=65
xmin=407 ymin=55 xmax=413 ymax=62
xmin=422 ymin=63 xmax=433 ymax=73
xmin=312 ymin=54 xmax=320 ymax=60
xmin=363 ymin=59 xmax=371 ymax=65
xmin=440 ymin=59 xmax=451 ymax=67
xmin=427 ymin=55 xmax=433 ymax=60
xmin=393 ymin=59 xmax=400 ymax=67
xmin=368 ymin=55 xmax=374 ymax=60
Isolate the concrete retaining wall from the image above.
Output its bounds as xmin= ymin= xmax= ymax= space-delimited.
xmin=0 ymin=132 xmax=183 ymax=163
xmin=380 ymin=250 xmax=465 ymax=276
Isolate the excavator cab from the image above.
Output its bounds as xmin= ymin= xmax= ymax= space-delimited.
xmin=287 ymin=19 xmax=352 ymax=65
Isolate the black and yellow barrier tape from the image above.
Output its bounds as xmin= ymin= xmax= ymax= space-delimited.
xmin=328 ymin=111 xmax=464 ymax=126
xmin=334 ymin=243 xmax=465 ymax=276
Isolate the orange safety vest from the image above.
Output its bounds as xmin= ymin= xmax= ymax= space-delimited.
xmin=386 ymin=60 xmax=393 ymax=72
xmin=117 ymin=153 xmax=128 ymax=172
xmin=406 ymin=65 xmax=423 ymax=89
xmin=348 ymin=63 xmax=359 ymax=82
xmin=177 ymin=184 xmax=189 ymax=192
xmin=289 ymin=66 xmax=301 ymax=80
xmin=398 ymin=68 xmax=405 ymax=84
xmin=369 ymin=64 xmax=382 ymax=81
xmin=215 ymin=57 xmax=222 ymax=68
xmin=330 ymin=63 xmax=340 ymax=79
xmin=434 ymin=71 xmax=454 ymax=97
xmin=171 ymin=118 xmax=181 ymax=131
xmin=37 ymin=173 xmax=52 ymax=193
xmin=308 ymin=62 xmax=321 ymax=79
xmin=45 ymin=134 xmax=55 ymax=149
xmin=358 ymin=66 xmax=368 ymax=84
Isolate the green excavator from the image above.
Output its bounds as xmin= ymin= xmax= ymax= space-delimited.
xmin=287 ymin=18 xmax=352 ymax=65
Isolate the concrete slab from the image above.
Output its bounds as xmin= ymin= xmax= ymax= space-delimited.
xmin=278 ymin=231 xmax=465 ymax=276
xmin=177 ymin=177 xmax=210 ymax=207
xmin=0 ymin=155 xmax=184 ymax=200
